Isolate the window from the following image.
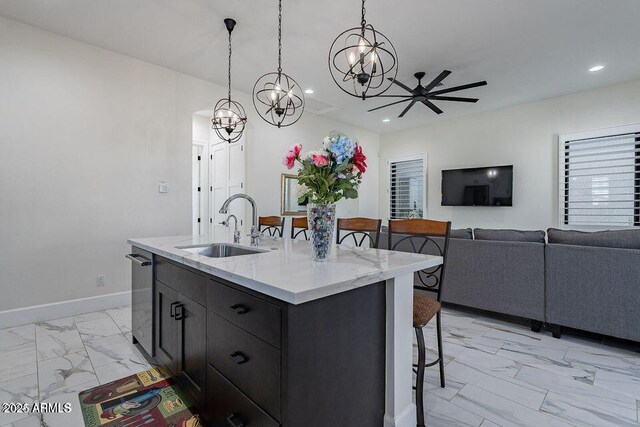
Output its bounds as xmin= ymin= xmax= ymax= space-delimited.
xmin=388 ymin=155 xmax=426 ymax=219
xmin=560 ymin=125 xmax=640 ymax=227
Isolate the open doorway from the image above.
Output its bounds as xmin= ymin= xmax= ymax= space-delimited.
xmin=192 ymin=111 xmax=247 ymax=235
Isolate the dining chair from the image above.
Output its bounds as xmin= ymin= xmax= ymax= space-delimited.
xmin=259 ymin=216 xmax=285 ymax=237
xmin=290 ymin=217 xmax=309 ymax=240
xmin=388 ymin=218 xmax=451 ymax=427
xmin=336 ymin=217 xmax=382 ymax=248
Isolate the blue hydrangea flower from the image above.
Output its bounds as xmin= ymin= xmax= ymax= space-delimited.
xmin=329 ymin=135 xmax=356 ymax=163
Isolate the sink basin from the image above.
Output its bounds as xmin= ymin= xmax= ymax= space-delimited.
xmin=177 ymin=243 xmax=264 ymax=258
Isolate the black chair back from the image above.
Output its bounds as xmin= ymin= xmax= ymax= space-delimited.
xmin=388 ymin=219 xmax=451 ymax=302
xmin=259 ymin=216 xmax=285 ymax=237
xmin=336 ymin=217 xmax=382 ymax=248
xmin=290 ymin=217 xmax=309 ymax=240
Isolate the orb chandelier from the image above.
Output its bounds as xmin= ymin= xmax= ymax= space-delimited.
xmin=252 ymin=0 xmax=304 ymax=128
xmin=212 ymin=18 xmax=247 ymax=143
xmin=328 ymin=0 xmax=398 ymax=100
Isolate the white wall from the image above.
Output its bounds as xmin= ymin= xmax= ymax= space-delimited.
xmin=0 ymin=16 xmax=380 ymax=313
xmin=379 ymin=79 xmax=640 ymax=230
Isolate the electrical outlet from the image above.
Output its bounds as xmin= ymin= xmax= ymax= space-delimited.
xmin=96 ymin=275 xmax=106 ymax=287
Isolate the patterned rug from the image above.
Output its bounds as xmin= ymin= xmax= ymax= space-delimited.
xmin=78 ymin=367 xmax=201 ymax=427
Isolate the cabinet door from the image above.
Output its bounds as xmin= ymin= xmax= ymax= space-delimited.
xmin=176 ymin=294 xmax=207 ymax=405
xmin=155 ymin=281 xmax=179 ymax=374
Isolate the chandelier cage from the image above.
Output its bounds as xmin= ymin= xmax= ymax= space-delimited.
xmin=328 ymin=0 xmax=398 ymax=100
xmin=252 ymin=0 xmax=304 ymax=128
xmin=212 ymin=18 xmax=247 ymax=143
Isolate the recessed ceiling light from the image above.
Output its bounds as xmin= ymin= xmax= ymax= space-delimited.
xmin=589 ymin=65 xmax=605 ymax=72
xmin=304 ymin=88 xmax=314 ymax=94
xmin=382 ymin=118 xmax=391 ymax=123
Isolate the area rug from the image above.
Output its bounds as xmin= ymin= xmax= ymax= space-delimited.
xmin=78 ymin=367 xmax=201 ymax=427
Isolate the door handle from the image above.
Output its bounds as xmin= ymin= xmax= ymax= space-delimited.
xmin=174 ymin=304 xmax=185 ymax=321
xmin=125 ymin=253 xmax=152 ymax=266
xmin=228 ymin=351 xmax=249 ymax=365
xmin=226 ymin=414 xmax=245 ymax=427
xmin=170 ymin=302 xmax=180 ymax=318
xmin=230 ymin=304 xmax=250 ymax=315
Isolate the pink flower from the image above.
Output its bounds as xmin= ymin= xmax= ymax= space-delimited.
xmin=312 ymin=153 xmax=330 ymax=167
xmin=353 ymin=144 xmax=367 ymax=174
xmin=283 ymin=144 xmax=302 ymax=169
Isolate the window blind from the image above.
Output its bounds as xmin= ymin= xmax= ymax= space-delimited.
xmin=563 ymin=132 xmax=640 ymax=226
xmin=389 ymin=158 xmax=425 ymax=219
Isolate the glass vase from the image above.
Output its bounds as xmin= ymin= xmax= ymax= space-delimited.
xmin=307 ymin=203 xmax=336 ymax=261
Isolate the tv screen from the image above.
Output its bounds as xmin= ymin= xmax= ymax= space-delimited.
xmin=441 ymin=165 xmax=513 ymax=206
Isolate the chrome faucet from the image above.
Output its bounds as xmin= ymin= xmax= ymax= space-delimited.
xmin=219 ymin=193 xmax=260 ymax=246
xmin=221 ymin=214 xmax=241 ymax=244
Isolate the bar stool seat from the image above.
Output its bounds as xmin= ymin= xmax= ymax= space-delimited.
xmin=413 ymin=294 xmax=441 ymax=328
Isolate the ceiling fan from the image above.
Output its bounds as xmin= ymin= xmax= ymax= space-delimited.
xmin=368 ymin=71 xmax=487 ymax=117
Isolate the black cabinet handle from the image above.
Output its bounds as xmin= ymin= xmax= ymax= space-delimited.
xmin=174 ymin=304 xmax=185 ymax=321
xmin=170 ymin=302 xmax=180 ymax=318
xmin=226 ymin=414 xmax=245 ymax=427
xmin=228 ymin=351 xmax=249 ymax=365
xmin=230 ymin=304 xmax=250 ymax=315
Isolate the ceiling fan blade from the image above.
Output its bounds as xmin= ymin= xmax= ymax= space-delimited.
xmin=423 ymin=70 xmax=451 ymax=93
xmin=367 ymin=98 xmax=412 ymax=113
xmin=428 ymin=81 xmax=487 ymax=96
xmin=428 ymin=95 xmax=479 ymax=103
xmin=421 ymin=99 xmax=443 ymax=115
xmin=387 ymin=78 xmax=416 ymax=94
xmin=398 ymin=100 xmax=417 ymax=118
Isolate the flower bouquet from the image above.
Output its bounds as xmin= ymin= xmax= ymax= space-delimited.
xmin=283 ymin=132 xmax=367 ymax=260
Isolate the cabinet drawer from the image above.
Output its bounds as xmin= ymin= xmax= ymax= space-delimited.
xmin=156 ymin=257 xmax=207 ymax=303
xmin=208 ymin=313 xmax=280 ymax=420
xmin=207 ymin=281 xmax=281 ymax=348
xmin=207 ymin=365 xmax=279 ymax=427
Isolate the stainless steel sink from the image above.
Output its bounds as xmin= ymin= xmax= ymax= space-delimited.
xmin=177 ymin=243 xmax=264 ymax=258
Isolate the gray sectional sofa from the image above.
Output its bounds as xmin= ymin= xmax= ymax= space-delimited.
xmin=546 ymin=228 xmax=640 ymax=342
xmin=380 ymin=227 xmax=640 ymax=342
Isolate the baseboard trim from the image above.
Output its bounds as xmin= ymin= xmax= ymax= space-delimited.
xmin=0 ymin=291 xmax=131 ymax=328
xmin=384 ymin=403 xmax=417 ymax=427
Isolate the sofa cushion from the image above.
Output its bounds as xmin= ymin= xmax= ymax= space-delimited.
xmin=547 ymin=228 xmax=640 ymax=250
xmin=474 ymin=228 xmax=546 ymax=244
xmin=450 ymin=228 xmax=473 ymax=239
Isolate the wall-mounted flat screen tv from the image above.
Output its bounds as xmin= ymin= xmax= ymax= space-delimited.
xmin=441 ymin=165 xmax=513 ymax=206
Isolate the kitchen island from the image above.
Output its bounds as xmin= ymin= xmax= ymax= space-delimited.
xmin=127 ymin=228 xmax=442 ymax=427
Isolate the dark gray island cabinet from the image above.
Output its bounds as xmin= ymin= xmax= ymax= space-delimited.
xmin=129 ymin=233 xmax=442 ymax=427
xmin=138 ymin=253 xmax=386 ymax=427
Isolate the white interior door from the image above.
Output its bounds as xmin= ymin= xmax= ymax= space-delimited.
xmin=210 ymin=141 xmax=228 ymax=229
xmin=208 ymin=138 xmax=246 ymax=232
xmin=227 ymin=141 xmax=246 ymax=229
xmin=192 ymin=144 xmax=205 ymax=235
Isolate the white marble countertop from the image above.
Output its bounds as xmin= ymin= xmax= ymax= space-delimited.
xmin=128 ymin=227 xmax=442 ymax=305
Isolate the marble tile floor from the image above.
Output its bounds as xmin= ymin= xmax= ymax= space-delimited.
xmin=0 ymin=307 xmax=151 ymax=427
xmin=1 ymin=305 xmax=640 ymax=426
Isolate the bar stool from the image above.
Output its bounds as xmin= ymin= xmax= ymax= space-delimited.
xmin=336 ymin=217 xmax=382 ymax=248
xmin=388 ymin=218 xmax=451 ymax=427
xmin=259 ymin=216 xmax=285 ymax=237
xmin=290 ymin=217 xmax=309 ymax=240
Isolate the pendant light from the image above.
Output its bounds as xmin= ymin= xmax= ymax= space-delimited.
xmin=328 ymin=0 xmax=398 ymax=100
xmin=212 ymin=18 xmax=247 ymax=143
xmin=252 ymin=0 xmax=304 ymax=128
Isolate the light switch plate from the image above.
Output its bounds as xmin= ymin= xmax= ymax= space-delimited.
xmin=158 ymin=181 xmax=168 ymax=193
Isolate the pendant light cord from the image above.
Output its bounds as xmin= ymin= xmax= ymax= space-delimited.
xmin=277 ymin=0 xmax=283 ymax=74
xmin=361 ymin=0 xmax=366 ymax=29
xmin=227 ymin=27 xmax=232 ymax=101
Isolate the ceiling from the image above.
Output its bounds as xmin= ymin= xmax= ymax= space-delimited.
xmin=2 ymin=0 xmax=640 ymax=134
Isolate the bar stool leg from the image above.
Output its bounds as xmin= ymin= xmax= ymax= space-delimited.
xmin=415 ymin=327 xmax=426 ymax=427
xmin=436 ymin=311 xmax=446 ymax=388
